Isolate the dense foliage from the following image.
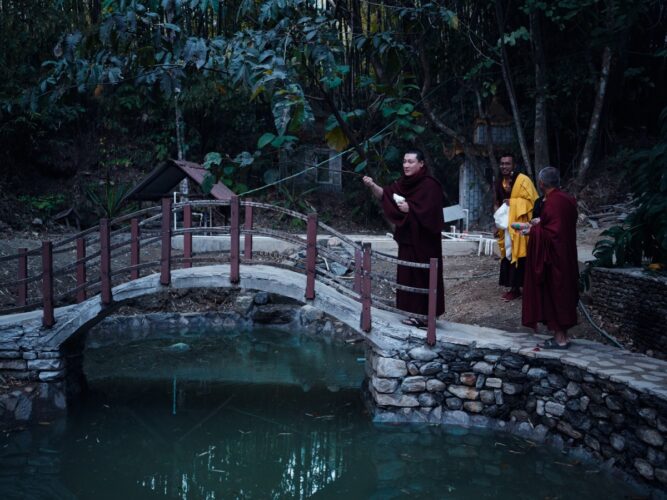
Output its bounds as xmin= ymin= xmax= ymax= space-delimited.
xmin=0 ymin=0 xmax=664 ymax=220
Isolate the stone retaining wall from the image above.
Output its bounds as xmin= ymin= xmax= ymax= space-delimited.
xmin=590 ymin=267 xmax=667 ymax=355
xmin=366 ymin=342 xmax=667 ymax=490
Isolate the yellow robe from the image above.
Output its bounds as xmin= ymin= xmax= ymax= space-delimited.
xmin=497 ymin=173 xmax=539 ymax=264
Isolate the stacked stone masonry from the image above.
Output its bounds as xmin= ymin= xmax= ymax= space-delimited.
xmin=590 ymin=267 xmax=667 ymax=355
xmin=367 ymin=343 xmax=667 ymax=489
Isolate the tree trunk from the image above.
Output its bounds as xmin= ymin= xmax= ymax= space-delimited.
xmin=495 ymin=0 xmax=533 ymax=178
xmin=530 ymin=8 xmax=549 ymax=173
xmin=576 ymin=46 xmax=612 ymax=184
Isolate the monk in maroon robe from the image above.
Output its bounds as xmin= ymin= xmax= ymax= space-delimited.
xmin=362 ymin=149 xmax=445 ymax=326
xmin=522 ymin=167 xmax=579 ymax=349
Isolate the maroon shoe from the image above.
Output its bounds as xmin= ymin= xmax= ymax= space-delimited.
xmin=503 ymin=290 xmax=522 ymax=301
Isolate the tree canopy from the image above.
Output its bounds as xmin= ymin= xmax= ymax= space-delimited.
xmin=0 ymin=0 xmax=665 ymax=197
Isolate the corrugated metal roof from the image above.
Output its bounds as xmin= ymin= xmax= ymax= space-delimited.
xmin=126 ymin=160 xmax=234 ymax=201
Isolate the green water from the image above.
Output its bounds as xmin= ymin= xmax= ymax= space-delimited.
xmin=0 ymin=329 xmax=648 ymax=499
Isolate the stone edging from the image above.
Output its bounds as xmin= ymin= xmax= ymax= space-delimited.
xmin=365 ymin=340 xmax=667 ymax=490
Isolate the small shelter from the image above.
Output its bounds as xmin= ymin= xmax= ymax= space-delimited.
xmin=126 ymin=160 xmax=234 ymax=202
xmin=125 ymin=159 xmax=235 ymax=227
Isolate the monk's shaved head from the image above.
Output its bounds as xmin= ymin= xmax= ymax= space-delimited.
xmin=538 ymin=167 xmax=560 ymax=189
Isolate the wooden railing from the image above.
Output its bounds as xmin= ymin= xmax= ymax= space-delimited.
xmin=0 ymin=197 xmax=440 ymax=345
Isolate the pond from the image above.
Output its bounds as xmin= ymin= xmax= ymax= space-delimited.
xmin=0 ymin=328 xmax=647 ymax=499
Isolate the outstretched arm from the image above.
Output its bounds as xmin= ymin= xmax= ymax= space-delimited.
xmin=362 ymin=176 xmax=383 ymax=200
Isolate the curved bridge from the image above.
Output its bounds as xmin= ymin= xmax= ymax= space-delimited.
xmin=0 ymin=197 xmax=442 ymax=345
xmin=3 ymin=264 xmax=416 ymax=352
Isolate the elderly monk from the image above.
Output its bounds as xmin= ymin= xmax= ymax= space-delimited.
xmin=521 ymin=167 xmax=579 ymax=349
xmin=362 ymin=149 xmax=445 ymax=327
xmin=494 ymin=154 xmax=539 ymax=302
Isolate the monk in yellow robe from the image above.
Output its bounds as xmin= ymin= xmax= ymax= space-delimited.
xmin=494 ymin=155 xmax=539 ymax=301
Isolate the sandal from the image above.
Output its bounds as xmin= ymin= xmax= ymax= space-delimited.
xmin=536 ymin=338 xmax=570 ymax=350
xmin=401 ymin=317 xmax=427 ymax=328
xmin=503 ymin=290 xmax=522 ymax=302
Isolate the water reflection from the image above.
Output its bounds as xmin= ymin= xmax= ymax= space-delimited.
xmin=0 ymin=330 xmax=647 ymax=499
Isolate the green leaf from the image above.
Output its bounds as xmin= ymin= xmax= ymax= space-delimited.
xmin=354 ymin=160 xmax=368 ymax=173
xmin=325 ymin=127 xmax=349 ymax=152
xmin=258 ymin=132 xmax=276 ymax=149
xmin=203 ymin=152 xmax=222 ymax=170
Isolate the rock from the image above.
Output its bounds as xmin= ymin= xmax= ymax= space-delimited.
xmin=499 ymin=353 xmax=524 ymax=370
xmin=536 ymin=399 xmax=545 ymax=416
xmin=647 ymin=448 xmax=666 ymax=466
xmin=472 ymin=362 xmax=494 ymax=375
xmin=408 ymin=347 xmax=439 ymax=362
xmin=589 ymin=405 xmax=610 ymax=419
xmin=372 ymin=376 xmax=399 ymax=394
xmin=565 ymin=399 xmax=580 ymax=412
xmin=0 ymin=351 xmax=21 ymax=359
xmin=27 ymin=358 xmax=63 ymax=371
xmin=510 ymin=410 xmax=530 ymax=423
xmin=564 ymin=366 xmax=583 ymax=382
xmin=502 ymin=382 xmax=522 ymax=395
xmin=460 ymin=373 xmax=477 ymax=386
xmin=300 ymin=305 xmax=323 ymax=323
xmin=407 ymin=362 xmax=420 ymax=376
xmin=638 ymin=407 xmax=657 ymax=424
xmin=38 ymin=370 xmax=65 ymax=381
xmin=557 ymin=421 xmax=582 ymax=440
xmin=252 ymin=305 xmax=294 ymax=324
xmin=418 ymin=393 xmax=439 ymax=407
xmin=0 ymin=360 xmax=27 ymax=370
xmin=426 ymin=379 xmax=446 ymax=392
xmin=400 ymin=376 xmax=426 ymax=393
xmin=579 ymin=396 xmax=590 ymax=412
xmin=545 ymin=401 xmax=565 ymax=417
xmin=637 ymin=427 xmax=664 ymax=448
xmin=610 ymin=433 xmax=625 ymax=451
xmin=566 ymin=381 xmax=582 ymax=398
xmin=527 ymin=368 xmax=548 ymax=380
xmin=485 ymin=378 xmax=502 ymax=389
xmin=634 ymin=458 xmax=654 ymax=480
xmin=547 ymin=373 xmax=567 ymax=389
xmin=448 ymin=385 xmax=479 ymax=400
xmin=375 ymin=358 xmax=407 ymax=378
xmin=480 ymin=390 xmax=495 ymax=404
xmin=419 ymin=361 xmax=442 ymax=376
xmin=253 ymin=292 xmax=270 ymax=305
xmin=494 ymin=390 xmax=504 ymax=406
xmin=581 ymin=384 xmax=603 ymax=404
xmin=32 ymin=217 xmax=43 ymax=226
xmin=445 ymin=397 xmax=463 ymax=410
xmin=442 ymin=410 xmax=470 ymax=427
xmin=463 ymin=401 xmax=484 ymax=413
xmin=584 ymin=435 xmax=600 ymax=452
xmin=604 ymin=395 xmax=623 ymax=411
xmin=375 ymin=393 xmax=419 ymax=407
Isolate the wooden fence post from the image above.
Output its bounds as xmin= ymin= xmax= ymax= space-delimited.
xmin=17 ymin=247 xmax=27 ymax=307
xmin=100 ymin=218 xmax=112 ymax=305
xmin=230 ymin=195 xmax=240 ymax=284
xmin=426 ymin=257 xmax=438 ymax=346
xmin=244 ymin=199 xmax=253 ymax=260
xmin=131 ymin=218 xmax=140 ymax=280
xmin=76 ymin=238 xmax=86 ymax=303
xmin=360 ymin=242 xmax=372 ymax=332
xmin=160 ymin=197 xmax=172 ymax=286
xmin=42 ymin=242 xmax=54 ymax=328
xmin=183 ymin=204 xmax=192 ymax=268
xmin=353 ymin=242 xmax=361 ymax=295
xmin=305 ymin=213 xmax=317 ymax=300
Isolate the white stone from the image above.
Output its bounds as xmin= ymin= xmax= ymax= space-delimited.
xmin=375 ymin=357 xmax=407 ymax=378
xmin=485 ymin=378 xmax=502 ymax=389
xmin=448 ymin=385 xmax=479 ymax=400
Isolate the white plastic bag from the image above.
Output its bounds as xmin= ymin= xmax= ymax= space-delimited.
xmin=493 ymin=204 xmax=512 ymax=261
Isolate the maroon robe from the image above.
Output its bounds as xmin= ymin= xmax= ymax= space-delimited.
xmin=522 ymin=189 xmax=579 ymax=331
xmin=381 ymin=168 xmax=445 ymax=316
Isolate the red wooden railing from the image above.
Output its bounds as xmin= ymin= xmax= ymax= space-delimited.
xmin=0 ymin=198 xmax=440 ymax=345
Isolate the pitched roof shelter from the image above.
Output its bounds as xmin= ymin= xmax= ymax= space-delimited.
xmin=126 ymin=160 xmax=235 ymax=201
